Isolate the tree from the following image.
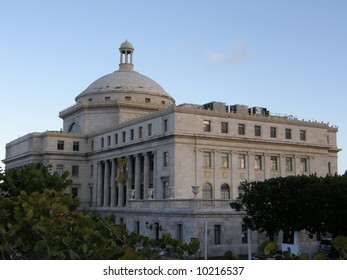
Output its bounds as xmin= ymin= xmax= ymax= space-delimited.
xmin=319 ymin=175 xmax=347 ymax=236
xmin=0 ymin=165 xmax=199 ymax=259
xmin=230 ymin=174 xmax=347 ymax=241
xmin=0 ymin=164 xmax=72 ymax=196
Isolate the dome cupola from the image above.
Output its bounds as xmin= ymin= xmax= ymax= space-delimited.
xmin=74 ymin=40 xmax=175 ymax=105
xmin=119 ymin=40 xmax=134 ymax=71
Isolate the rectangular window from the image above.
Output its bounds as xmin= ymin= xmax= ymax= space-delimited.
xmin=71 ymin=187 xmax=79 ymax=197
xmin=73 ymin=141 xmax=79 ymax=151
xmin=300 ymin=158 xmax=308 ymax=172
xmin=238 ymin=124 xmax=245 ymax=135
xmin=285 ymin=128 xmax=292 ymax=140
xmin=130 ymin=129 xmax=134 ymax=140
xmin=91 ymin=140 xmax=94 ymax=151
xmin=145 ymin=98 xmax=151 ymax=103
xmin=221 ymin=152 xmax=229 ymax=168
xmin=270 ymin=127 xmax=277 ymax=138
xmin=203 ymin=151 xmax=212 ymax=167
xmin=221 ymin=122 xmax=228 ymax=133
xmin=163 ymin=119 xmax=168 ymax=132
xmin=150 ymin=154 xmax=154 ymax=172
xmin=254 ymin=125 xmax=261 ymax=137
xmin=72 ymin=165 xmax=79 ymax=177
xmin=138 ymin=127 xmax=143 ymax=139
xmin=125 ymin=96 xmax=131 ymax=101
xmin=286 ymin=157 xmax=293 ymax=172
xmin=57 ymin=140 xmax=64 ymax=150
xmin=203 ymin=120 xmax=211 ymax=132
xmin=214 ymin=225 xmax=221 ymax=245
xmin=162 ymin=178 xmax=169 ymax=199
xmin=135 ymin=221 xmax=140 ymax=234
xmin=239 ymin=154 xmax=246 ymax=169
xmin=105 ymin=96 xmax=110 ymax=101
xmin=89 ymin=184 xmax=93 ymax=206
xmin=122 ymin=131 xmax=126 ymax=142
xmin=254 ymin=155 xmax=262 ymax=170
xmin=115 ymin=134 xmax=118 ymax=145
xmin=163 ymin=151 xmax=168 ymax=167
xmin=101 ymin=137 xmax=104 ymax=148
xmin=107 ymin=136 xmax=111 ymax=146
xmin=90 ymin=165 xmax=93 ymax=177
xmin=56 ymin=165 xmax=64 ymax=176
xmin=300 ymin=130 xmax=306 ymax=141
xmin=270 ymin=156 xmax=278 ymax=171
xmin=242 ymin=225 xmax=248 ymax=244
xmin=177 ymin=224 xmax=183 ymax=242
xmin=148 ymin=124 xmax=152 ymax=136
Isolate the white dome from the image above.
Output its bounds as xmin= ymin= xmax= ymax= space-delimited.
xmin=75 ymin=70 xmax=174 ymax=102
xmin=75 ymin=40 xmax=175 ymax=105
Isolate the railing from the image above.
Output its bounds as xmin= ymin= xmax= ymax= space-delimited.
xmin=128 ymin=199 xmax=234 ymax=211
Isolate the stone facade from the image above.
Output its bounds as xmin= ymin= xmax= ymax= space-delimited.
xmin=3 ymin=41 xmax=340 ymax=257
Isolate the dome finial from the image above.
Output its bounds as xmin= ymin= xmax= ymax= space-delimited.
xmin=119 ymin=40 xmax=134 ymax=71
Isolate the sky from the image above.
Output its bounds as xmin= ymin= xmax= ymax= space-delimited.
xmin=0 ymin=0 xmax=346 ymax=173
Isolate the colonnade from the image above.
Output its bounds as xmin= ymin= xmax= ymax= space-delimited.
xmin=95 ymin=152 xmax=155 ymax=208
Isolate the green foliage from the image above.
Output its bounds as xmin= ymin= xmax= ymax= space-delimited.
xmin=313 ymin=251 xmax=328 ymax=260
xmin=259 ymin=240 xmax=278 ymax=257
xmin=0 ymin=165 xmax=199 ymax=260
xmin=223 ymin=251 xmax=239 ymax=260
xmin=332 ymin=236 xmax=347 ymax=259
xmin=281 ymin=251 xmax=308 ymax=260
xmin=0 ymin=164 xmax=72 ymax=196
xmin=137 ymin=233 xmax=200 ymax=260
xmin=263 ymin=241 xmax=278 ymax=256
xmin=231 ymin=174 xmax=347 ymax=239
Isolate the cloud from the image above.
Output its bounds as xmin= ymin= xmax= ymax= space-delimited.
xmin=209 ymin=40 xmax=250 ymax=65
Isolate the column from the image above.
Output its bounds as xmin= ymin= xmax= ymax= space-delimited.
xmin=91 ymin=161 xmax=97 ymax=207
xmin=117 ymin=157 xmax=125 ymax=207
xmin=151 ymin=151 xmax=157 ymax=199
xmin=294 ymin=155 xmax=299 ymax=176
xmin=118 ymin=181 xmax=124 ymax=207
xmin=248 ymin=153 xmax=254 ymax=181
xmin=230 ymin=152 xmax=238 ymax=199
xmin=213 ymin=150 xmax=219 ymax=199
xmin=126 ymin=156 xmax=134 ymax=200
xmin=280 ymin=155 xmax=286 ymax=177
xmin=103 ymin=160 xmax=110 ymax=207
xmin=110 ymin=159 xmax=116 ymax=207
xmin=134 ymin=154 xmax=141 ymax=199
xmin=97 ymin=161 xmax=103 ymax=207
xmin=264 ymin=154 xmax=270 ymax=180
xmin=195 ymin=149 xmax=203 ymax=187
xmin=143 ymin=152 xmax=150 ymax=199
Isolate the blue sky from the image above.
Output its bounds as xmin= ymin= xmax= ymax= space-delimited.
xmin=1 ymin=0 xmax=346 ymax=173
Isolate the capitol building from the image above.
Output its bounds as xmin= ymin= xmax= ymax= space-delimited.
xmin=4 ymin=41 xmax=340 ymax=257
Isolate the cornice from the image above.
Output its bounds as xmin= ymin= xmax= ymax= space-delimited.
xmin=173 ymin=132 xmax=335 ymax=151
xmin=173 ymin=106 xmax=337 ymax=130
xmin=59 ymin=100 xmax=170 ymax=118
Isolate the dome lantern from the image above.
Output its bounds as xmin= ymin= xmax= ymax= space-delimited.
xmin=119 ymin=40 xmax=134 ymax=71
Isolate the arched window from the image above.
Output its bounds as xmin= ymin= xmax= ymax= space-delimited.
xmin=68 ymin=122 xmax=80 ymax=133
xmin=221 ymin=183 xmax=231 ymax=199
xmin=202 ymin=183 xmax=213 ymax=199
